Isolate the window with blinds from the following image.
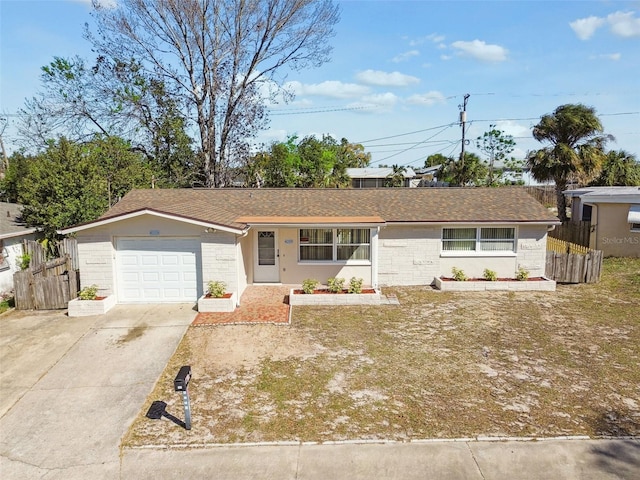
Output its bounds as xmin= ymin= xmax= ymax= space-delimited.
xmin=299 ymin=228 xmax=371 ymax=262
xmin=442 ymin=227 xmax=515 ymax=252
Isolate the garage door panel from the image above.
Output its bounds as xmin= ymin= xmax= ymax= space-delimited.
xmin=116 ymin=238 xmax=201 ymax=303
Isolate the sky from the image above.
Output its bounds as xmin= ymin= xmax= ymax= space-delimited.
xmin=1 ymin=0 xmax=639 ymax=169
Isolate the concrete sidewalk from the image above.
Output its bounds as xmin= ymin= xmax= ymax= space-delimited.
xmin=121 ymin=438 xmax=639 ymax=479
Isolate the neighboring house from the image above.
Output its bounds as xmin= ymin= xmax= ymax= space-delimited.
xmin=347 ymin=167 xmax=417 ymax=188
xmin=0 ymin=202 xmax=38 ymax=294
xmin=59 ymin=188 xmax=559 ymax=305
xmin=564 ymin=186 xmax=640 ymax=257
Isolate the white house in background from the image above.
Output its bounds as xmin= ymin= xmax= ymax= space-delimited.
xmin=0 ymin=202 xmax=38 ymax=294
xmin=564 ymin=186 xmax=640 ymax=257
xmin=59 ymin=188 xmax=559 ymax=306
xmin=347 ymin=167 xmax=418 ymax=188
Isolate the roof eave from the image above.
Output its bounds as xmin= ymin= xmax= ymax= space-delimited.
xmin=0 ymin=228 xmax=38 ymax=240
xmin=57 ymin=209 xmax=246 ymax=235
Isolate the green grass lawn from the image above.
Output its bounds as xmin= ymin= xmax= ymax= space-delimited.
xmin=124 ymin=257 xmax=640 ymax=446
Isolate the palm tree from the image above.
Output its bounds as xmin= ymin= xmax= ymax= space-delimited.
xmin=385 ymin=164 xmax=407 ymax=187
xmin=592 ymin=150 xmax=640 ymax=186
xmin=527 ymin=104 xmax=611 ymax=222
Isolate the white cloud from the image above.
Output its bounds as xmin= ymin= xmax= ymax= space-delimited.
xmin=392 ymin=50 xmax=420 ymax=63
xmin=406 ymin=91 xmax=446 ymax=106
xmin=347 ymin=93 xmax=399 ymax=113
xmin=607 ymin=11 xmax=640 ymax=38
xmin=355 ymin=69 xmax=420 ymax=87
xmin=494 ymin=120 xmax=530 ymax=139
xmin=409 ymin=33 xmax=445 ymax=46
xmin=570 ymin=16 xmax=605 ymax=40
xmin=285 ymin=80 xmax=370 ymax=99
xmin=589 ymin=52 xmax=622 ymax=61
xmin=450 ymin=40 xmax=508 ymax=62
xmin=440 ymin=54 xmax=452 ymax=61
xmin=570 ymin=11 xmax=640 ymax=39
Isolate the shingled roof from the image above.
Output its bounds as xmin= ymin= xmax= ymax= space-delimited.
xmin=81 ymin=188 xmax=558 ymax=232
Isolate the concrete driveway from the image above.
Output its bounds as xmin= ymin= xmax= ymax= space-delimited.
xmin=0 ymin=304 xmax=195 ymax=479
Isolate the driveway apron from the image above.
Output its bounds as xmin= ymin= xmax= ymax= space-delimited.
xmin=0 ymin=304 xmax=195 ymax=480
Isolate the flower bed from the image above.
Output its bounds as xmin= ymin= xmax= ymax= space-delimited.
xmin=68 ymin=295 xmax=117 ymax=317
xmin=197 ymin=292 xmax=237 ymax=312
xmin=289 ymin=288 xmax=383 ymax=306
xmin=434 ymin=276 xmax=556 ymax=292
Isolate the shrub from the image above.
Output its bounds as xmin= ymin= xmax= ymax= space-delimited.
xmin=327 ymin=277 xmax=345 ymax=293
xmin=348 ymin=277 xmax=363 ymax=294
xmin=207 ymin=280 xmax=226 ymax=298
xmin=516 ymin=266 xmax=530 ymax=281
xmin=301 ymin=278 xmax=318 ymax=294
xmin=17 ymin=253 xmax=31 ymax=270
xmin=483 ymin=268 xmax=498 ymax=281
xmin=451 ymin=267 xmax=467 ymax=281
xmin=78 ymin=284 xmax=98 ymax=300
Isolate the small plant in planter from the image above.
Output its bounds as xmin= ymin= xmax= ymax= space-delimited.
xmin=327 ymin=277 xmax=345 ymax=293
xmin=516 ymin=266 xmax=530 ymax=281
xmin=206 ymin=281 xmax=227 ymax=298
xmin=451 ymin=267 xmax=467 ymax=281
xmin=483 ymin=269 xmax=498 ymax=281
xmin=78 ymin=284 xmax=99 ymax=300
xmin=302 ymin=278 xmax=319 ymax=294
xmin=348 ymin=277 xmax=364 ymax=294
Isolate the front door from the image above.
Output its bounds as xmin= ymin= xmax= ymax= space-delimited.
xmin=254 ymin=230 xmax=279 ymax=282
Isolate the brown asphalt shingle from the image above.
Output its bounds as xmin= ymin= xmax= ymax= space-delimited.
xmin=96 ymin=188 xmax=559 ymax=230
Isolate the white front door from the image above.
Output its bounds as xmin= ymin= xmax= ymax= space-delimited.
xmin=254 ymin=230 xmax=279 ymax=282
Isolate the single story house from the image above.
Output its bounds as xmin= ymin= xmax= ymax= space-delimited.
xmin=565 ymin=186 xmax=640 ymax=257
xmin=59 ymin=188 xmax=559 ymax=305
xmin=0 ymin=202 xmax=38 ymax=294
xmin=347 ymin=167 xmax=418 ymax=188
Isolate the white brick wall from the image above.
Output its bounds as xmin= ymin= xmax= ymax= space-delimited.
xmin=516 ymin=226 xmax=548 ymax=278
xmin=77 ymin=233 xmax=115 ymax=297
xmin=378 ymin=226 xmax=441 ymax=286
xmin=201 ymin=231 xmax=238 ymax=294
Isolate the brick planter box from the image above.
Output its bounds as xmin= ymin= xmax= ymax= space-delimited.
xmin=289 ymin=288 xmax=383 ymax=306
xmin=197 ymin=292 xmax=237 ymax=312
xmin=434 ymin=277 xmax=556 ymax=292
xmin=67 ymin=295 xmax=117 ymax=317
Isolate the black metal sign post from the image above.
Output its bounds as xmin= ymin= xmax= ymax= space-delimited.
xmin=174 ymin=365 xmax=192 ymax=430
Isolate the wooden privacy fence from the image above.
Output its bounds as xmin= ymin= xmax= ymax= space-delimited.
xmin=546 ymin=237 xmax=602 ymax=283
xmin=13 ymin=256 xmax=79 ymax=310
xmin=548 ymin=221 xmax=591 ymax=248
xmin=23 ymin=238 xmax=79 ymax=270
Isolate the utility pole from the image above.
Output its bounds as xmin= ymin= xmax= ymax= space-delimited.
xmin=459 ymin=93 xmax=470 ymax=167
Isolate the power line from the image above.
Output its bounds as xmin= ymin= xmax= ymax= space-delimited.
xmin=356 ymin=122 xmax=457 ymax=144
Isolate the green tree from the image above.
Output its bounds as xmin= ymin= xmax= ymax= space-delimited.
xmin=88 ymin=0 xmax=340 ymax=188
xmin=437 ymin=153 xmax=488 ymax=186
xmin=476 ymin=125 xmax=516 ymax=186
xmin=527 ymin=104 xmax=610 ymax=221
xmin=246 ymin=135 xmax=369 ymax=188
xmin=424 ymin=153 xmax=450 ymax=168
xmin=385 ymin=164 xmax=407 ymax=187
xmin=18 ymin=56 xmax=196 ymax=187
xmin=592 ymin=150 xmax=640 ymax=186
xmin=5 ymin=137 xmax=154 ymax=239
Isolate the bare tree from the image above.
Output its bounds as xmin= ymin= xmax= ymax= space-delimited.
xmin=88 ymin=0 xmax=339 ymax=187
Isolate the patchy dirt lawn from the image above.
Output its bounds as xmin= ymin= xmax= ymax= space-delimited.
xmin=124 ymin=258 xmax=640 ymax=446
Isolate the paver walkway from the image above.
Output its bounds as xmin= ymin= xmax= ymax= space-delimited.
xmin=192 ymin=285 xmax=291 ymax=325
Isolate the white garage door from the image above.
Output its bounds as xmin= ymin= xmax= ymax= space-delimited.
xmin=116 ymin=238 xmax=200 ymax=303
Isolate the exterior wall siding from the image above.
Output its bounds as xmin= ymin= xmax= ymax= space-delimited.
xmin=378 ymin=224 xmax=550 ymax=284
xmin=378 ymin=226 xmax=440 ymax=286
xmin=76 ymin=232 xmax=115 ymax=297
xmin=201 ymin=230 xmax=239 ymax=295
xmin=593 ymin=203 xmax=640 ymax=257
